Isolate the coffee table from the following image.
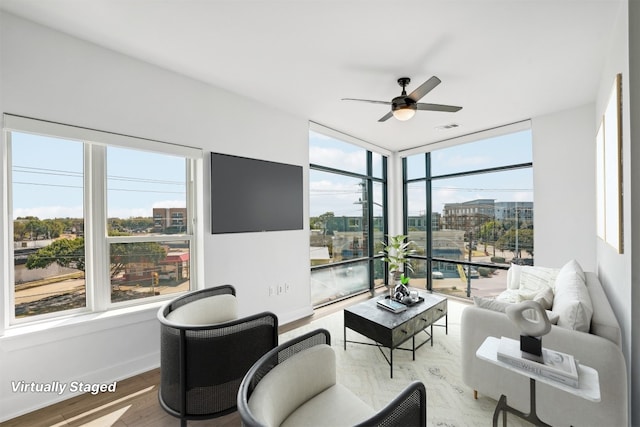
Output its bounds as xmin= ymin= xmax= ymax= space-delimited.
xmin=343 ymin=290 xmax=447 ymax=378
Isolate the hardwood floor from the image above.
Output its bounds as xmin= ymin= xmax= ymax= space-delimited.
xmin=0 ymin=292 xmax=374 ymax=427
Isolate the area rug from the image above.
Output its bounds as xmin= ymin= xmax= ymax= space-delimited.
xmin=280 ymin=298 xmax=529 ymax=427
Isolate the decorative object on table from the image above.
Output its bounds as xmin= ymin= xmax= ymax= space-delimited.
xmin=505 ymin=300 xmax=552 ymax=360
xmin=394 ymin=272 xmax=411 ymax=302
xmin=380 ymin=234 xmax=415 ymax=292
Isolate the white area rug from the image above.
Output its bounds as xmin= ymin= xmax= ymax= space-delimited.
xmin=280 ymin=298 xmax=529 ymax=427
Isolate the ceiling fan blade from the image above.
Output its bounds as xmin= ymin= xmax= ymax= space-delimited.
xmin=342 ymin=98 xmax=391 ymax=105
xmin=416 ymin=103 xmax=462 ymax=112
xmin=408 ymin=76 xmax=441 ymax=101
xmin=378 ymin=111 xmax=394 ymax=122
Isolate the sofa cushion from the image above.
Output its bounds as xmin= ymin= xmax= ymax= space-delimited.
xmin=281 ymin=383 xmax=375 ymax=427
xmin=473 ymin=296 xmax=559 ymax=324
xmin=249 ymin=344 xmax=337 ymax=427
xmin=552 ymin=259 xmax=593 ymax=332
xmin=166 ymin=294 xmax=237 ymax=325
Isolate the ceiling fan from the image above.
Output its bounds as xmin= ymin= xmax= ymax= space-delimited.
xmin=342 ymin=76 xmax=462 ymax=122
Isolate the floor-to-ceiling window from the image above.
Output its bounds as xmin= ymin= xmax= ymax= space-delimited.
xmin=403 ymin=124 xmax=533 ymax=298
xmin=309 ymin=125 xmax=387 ymax=306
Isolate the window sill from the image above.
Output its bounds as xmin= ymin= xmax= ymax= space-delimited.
xmin=0 ymin=301 xmax=166 ymax=352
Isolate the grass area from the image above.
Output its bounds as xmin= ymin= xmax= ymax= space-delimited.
xmin=14 ymin=271 xmax=85 ymax=292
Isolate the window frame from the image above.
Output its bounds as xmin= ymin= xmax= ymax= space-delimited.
xmin=1 ymin=115 xmax=203 ymax=331
xmin=309 ymin=123 xmax=389 ymax=307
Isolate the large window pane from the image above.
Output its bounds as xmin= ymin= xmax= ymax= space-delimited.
xmin=435 ymin=168 xmax=533 ymax=265
xmin=309 ymin=130 xmax=367 ymax=174
xmin=107 ymin=147 xmax=187 ymax=236
xmin=431 ymin=129 xmax=532 ymax=176
xmin=110 ymin=240 xmax=190 ymax=302
xmin=405 ymin=154 xmax=426 ymax=180
xmin=11 ymin=132 xmax=86 ymax=318
xmin=311 ymin=261 xmax=369 ymax=306
xmin=107 ymin=147 xmax=190 ymax=303
xmin=403 ymin=126 xmax=533 ymax=300
xmin=309 ymin=126 xmax=387 ymax=306
xmin=310 ymin=170 xmax=369 ymax=263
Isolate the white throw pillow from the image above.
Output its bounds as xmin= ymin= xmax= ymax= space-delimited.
xmin=506 ymin=264 xmax=522 ymax=290
xmin=166 ymin=293 xmax=238 ymax=325
xmin=552 ymin=259 xmax=593 ymax=332
xmin=519 ymin=267 xmax=558 ymax=294
xmin=473 ymin=296 xmax=510 ymax=312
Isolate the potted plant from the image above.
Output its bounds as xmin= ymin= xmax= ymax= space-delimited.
xmin=380 ymin=234 xmax=415 ymax=295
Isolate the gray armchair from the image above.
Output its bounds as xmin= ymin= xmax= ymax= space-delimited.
xmin=237 ymin=328 xmax=427 ymax=427
xmin=158 ymin=285 xmax=278 ymax=426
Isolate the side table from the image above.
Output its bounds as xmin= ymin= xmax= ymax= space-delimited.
xmin=476 ymin=336 xmax=600 ymax=427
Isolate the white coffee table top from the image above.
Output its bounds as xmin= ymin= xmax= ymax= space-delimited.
xmin=476 ymin=336 xmax=601 ymax=402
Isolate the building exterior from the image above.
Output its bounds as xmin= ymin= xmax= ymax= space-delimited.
xmin=153 ymin=208 xmax=188 ymax=233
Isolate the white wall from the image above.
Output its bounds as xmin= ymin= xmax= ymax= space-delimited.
xmin=629 ymin=1 xmax=640 ymax=422
xmin=0 ymin=12 xmax=312 ymax=421
xmin=593 ymin=3 xmax=635 ymax=424
xmin=531 ymin=104 xmax=596 ymax=271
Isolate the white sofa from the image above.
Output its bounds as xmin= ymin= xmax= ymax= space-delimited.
xmin=461 ymin=260 xmax=628 ymax=427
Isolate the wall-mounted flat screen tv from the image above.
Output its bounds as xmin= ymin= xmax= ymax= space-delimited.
xmin=210 ymin=153 xmax=303 ymax=234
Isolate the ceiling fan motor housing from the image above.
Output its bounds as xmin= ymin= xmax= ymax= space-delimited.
xmin=391 ymin=96 xmax=417 ymax=112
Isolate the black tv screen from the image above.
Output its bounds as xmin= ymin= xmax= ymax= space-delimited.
xmin=210 ymin=153 xmax=303 ymax=234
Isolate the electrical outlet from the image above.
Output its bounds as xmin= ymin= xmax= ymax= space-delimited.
xmin=285 ymin=283 xmax=290 ymax=293
xmin=269 ymin=285 xmax=275 ymax=296
xmin=277 ymin=284 xmax=283 ymax=295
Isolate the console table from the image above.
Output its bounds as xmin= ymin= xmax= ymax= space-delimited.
xmin=343 ymin=291 xmax=447 ymax=378
xmin=476 ymin=336 xmax=600 ymax=427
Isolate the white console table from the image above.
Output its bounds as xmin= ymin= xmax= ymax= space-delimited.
xmin=476 ymin=336 xmax=600 ymax=427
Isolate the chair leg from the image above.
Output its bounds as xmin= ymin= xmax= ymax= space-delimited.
xmin=181 ymin=419 xmax=187 ymax=427
xmin=473 ymin=390 xmax=478 ymax=400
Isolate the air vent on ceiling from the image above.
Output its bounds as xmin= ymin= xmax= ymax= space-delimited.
xmin=435 ymin=123 xmax=461 ymax=130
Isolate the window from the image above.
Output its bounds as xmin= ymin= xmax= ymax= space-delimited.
xmin=2 ymin=115 xmax=202 ymax=326
xmin=403 ymin=125 xmax=533 ymax=298
xmin=309 ymin=126 xmax=387 ymax=306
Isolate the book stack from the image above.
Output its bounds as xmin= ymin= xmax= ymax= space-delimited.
xmin=376 ymin=298 xmax=407 ymax=313
xmin=497 ymin=336 xmax=580 ymax=388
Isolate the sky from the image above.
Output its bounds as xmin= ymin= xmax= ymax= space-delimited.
xmin=10 ymin=132 xmax=186 ymax=221
xmin=309 ymin=129 xmax=533 ymax=218
xmin=10 ymin=128 xmax=532 ymax=222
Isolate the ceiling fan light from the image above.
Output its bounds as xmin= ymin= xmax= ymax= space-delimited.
xmin=393 ymin=107 xmax=416 ymax=121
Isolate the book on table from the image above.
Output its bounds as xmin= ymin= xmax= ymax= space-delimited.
xmin=376 ymin=298 xmax=407 ymax=313
xmin=497 ymin=336 xmax=580 ymax=388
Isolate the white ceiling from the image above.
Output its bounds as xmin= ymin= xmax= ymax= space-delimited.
xmin=0 ymin=0 xmax=623 ymax=152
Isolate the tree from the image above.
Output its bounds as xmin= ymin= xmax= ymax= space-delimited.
xmin=26 ymin=237 xmax=167 ymax=278
xmin=26 ymin=237 xmax=86 ymax=271
xmin=495 ymin=228 xmax=534 ymax=258
xmin=109 ymin=242 xmax=167 ymax=278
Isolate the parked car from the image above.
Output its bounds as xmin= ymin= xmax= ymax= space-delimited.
xmin=432 ymin=271 xmax=444 ymax=279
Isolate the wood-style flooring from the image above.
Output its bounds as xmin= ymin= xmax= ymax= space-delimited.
xmin=0 ymin=292 xmax=373 ymax=427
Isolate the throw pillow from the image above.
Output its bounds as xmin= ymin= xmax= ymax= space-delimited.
xmin=506 ymin=264 xmax=522 ymax=290
xmin=473 ymin=296 xmax=559 ymax=324
xmin=532 ymin=286 xmax=554 ymax=310
xmin=552 ymin=259 xmax=593 ymax=332
xmin=473 ymin=296 xmax=510 ymax=312
xmin=519 ymin=268 xmax=558 ymax=294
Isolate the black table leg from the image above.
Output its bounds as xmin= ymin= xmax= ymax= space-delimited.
xmin=492 ymin=378 xmax=551 ymax=427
